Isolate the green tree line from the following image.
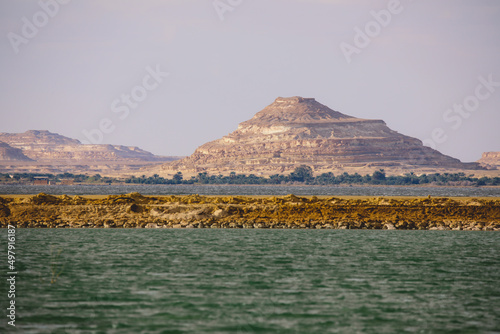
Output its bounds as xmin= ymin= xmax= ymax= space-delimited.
xmin=1 ymin=166 xmax=499 ymax=186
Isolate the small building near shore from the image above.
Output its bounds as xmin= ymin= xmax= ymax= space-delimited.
xmin=33 ymin=176 xmax=55 ymax=185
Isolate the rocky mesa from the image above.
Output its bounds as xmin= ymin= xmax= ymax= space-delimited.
xmin=161 ymin=96 xmax=481 ymax=176
xmin=0 ymin=130 xmax=181 ymax=175
xmin=478 ymin=152 xmax=500 ymax=169
xmin=0 ymin=130 xmax=169 ymax=162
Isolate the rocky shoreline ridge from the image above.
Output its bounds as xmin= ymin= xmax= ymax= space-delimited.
xmin=1 ymin=193 xmax=499 ymax=230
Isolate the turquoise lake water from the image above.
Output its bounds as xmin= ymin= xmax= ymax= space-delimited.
xmin=1 ymin=229 xmax=499 ymax=333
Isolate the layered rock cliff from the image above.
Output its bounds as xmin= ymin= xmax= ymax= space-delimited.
xmin=0 ymin=130 xmax=168 ymax=162
xmin=478 ymin=152 xmax=500 ymax=169
xmin=0 ymin=130 xmax=181 ymax=176
xmin=163 ymin=97 xmax=479 ymax=175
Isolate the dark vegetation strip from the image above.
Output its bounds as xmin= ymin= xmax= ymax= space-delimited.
xmin=1 ymin=166 xmax=499 ymax=186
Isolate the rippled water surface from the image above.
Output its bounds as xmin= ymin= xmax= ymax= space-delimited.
xmin=1 ymin=184 xmax=500 ymax=197
xmin=1 ymin=229 xmax=499 ymax=333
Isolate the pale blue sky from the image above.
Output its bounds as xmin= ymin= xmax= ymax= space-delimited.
xmin=1 ymin=0 xmax=499 ymax=162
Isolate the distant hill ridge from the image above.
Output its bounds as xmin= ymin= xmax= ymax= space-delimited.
xmin=0 ymin=142 xmax=33 ymax=161
xmin=0 ymin=130 xmax=174 ymax=162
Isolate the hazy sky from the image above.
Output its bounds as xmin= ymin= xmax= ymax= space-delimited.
xmin=1 ymin=0 xmax=499 ymax=162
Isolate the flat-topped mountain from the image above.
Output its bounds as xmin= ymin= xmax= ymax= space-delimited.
xmin=0 ymin=130 xmax=169 ymax=162
xmin=0 ymin=130 xmax=182 ymax=176
xmin=162 ymin=96 xmax=480 ymax=175
xmin=478 ymin=152 xmax=500 ymax=169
